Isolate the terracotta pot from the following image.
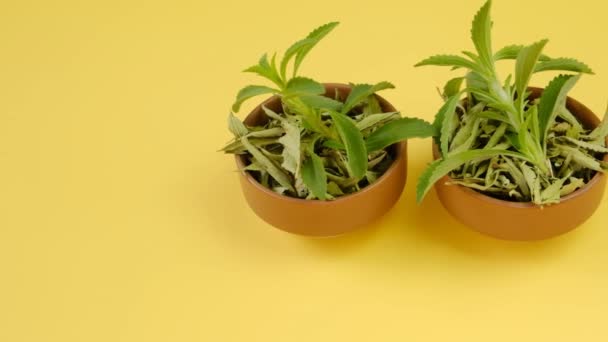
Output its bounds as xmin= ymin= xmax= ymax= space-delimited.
xmin=235 ymin=83 xmax=407 ymax=237
xmin=433 ymin=87 xmax=608 ymax=241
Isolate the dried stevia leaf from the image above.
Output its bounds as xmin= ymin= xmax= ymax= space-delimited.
xmin=561 ymin=136 xmax=608 ymax=153
xmin=241 ymin=137 xmax=294 ymax=192
xmin=556 ymin=145 xmax=603 ymax=172
xmin=356 ymin=112 xmax=400 ymax=131
xmin=560 ymin=177 xmax=585 ymax=197
xmin=228 ymin=112 xmax=249 ymax=138
xmin=278 ymin=119 xmax=301 ymax=175
xmin=521 ymin=162 xmax=541 ymax=204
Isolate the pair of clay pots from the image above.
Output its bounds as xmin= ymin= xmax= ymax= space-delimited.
xmin=235 ymin=84 xmax=607 ymax=240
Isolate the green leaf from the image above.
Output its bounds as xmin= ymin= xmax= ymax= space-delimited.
xmin=363 ymin=95 xmax=383 ymax=115
xmin=515 ymin=39 xmax=548 ymax=99
xmin=293 ymin=22 xmax=340 ymax=76
xmin=366 ymin=118 xmax=436 ymax=152
xmin=227 ymin=112 xmax=248 ymax=137
xmin=299 ymin=94 xmax=343 ymax=111
xmin=232 ymin=85 xmax=278 ymax=112
xmin=443 ymin=77 xmax=464 ymax=98
xmin=494 ymin=44 xmax=551 ymax=61
xmin=342 ymin=82 xmax=395 ymax=114
xmin=416 ymin=149 xmax=529 ymax=203
xmin=538 ymin=74 xmax=580 ymax=143
xmin=470 ymin=0 xmax=494 ymax=69
xmin=280 ymin=38 xmax=316 ymax=80
xmin=415 ymin=55 xmax=484 ymax=74
xmin=284 ymin=77 xmax=325 ymax=97
xmin=327 ymin=181 xmax=344 ymax=196
xmin=241 ymin=137 xmax=294 ymax=192
xmin=435 ymin=95 xmax=462 ymax=156
xmin=477 ymin=110 xmax=511 ymax=124
xmin=243 ymin=54 xmax=283 ymax=88
xmin=329 ymin=111 xmax=368 ymax=179
xmin=534 ymin=58 xmax=594 ymax=74
xmin=301 ymin=148 xmax=327 ymax=200
xmin=322 ymin=139 xmax=344 ymax=150
xmin=465 ymin=71 xmax=489 ymax=92
xmin=484 ymin=122 xmax=508 ymax=149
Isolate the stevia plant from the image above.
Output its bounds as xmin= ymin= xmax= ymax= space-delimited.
xmin=415 ymin=0 xmax=608 ymax=205
xmin=222 ymin=22 xmax=435 ymax=200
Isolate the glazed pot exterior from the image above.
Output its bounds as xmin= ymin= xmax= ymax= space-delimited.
xmin=236 ymin=83 xmax=407 ymax=237
xmin=433 ymin=87 xmax=608 ymax=241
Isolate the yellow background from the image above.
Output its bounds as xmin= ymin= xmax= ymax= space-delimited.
xmin=1 ymin=0 xmax=607 ymax=341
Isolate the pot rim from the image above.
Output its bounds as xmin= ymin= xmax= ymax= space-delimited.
xmin=433 ymin=86 xmax=608 ymax=209
xmin=234 ymin=82 xmax=406 ymax=206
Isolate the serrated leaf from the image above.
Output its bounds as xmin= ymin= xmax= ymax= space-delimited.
xmin=556 ymin=144 xmax=603 ymax=171
xmin=436 ymin=95 xmax=462 ymax=156
xmin=443 ymin=77 xmax=464 ymax=98
xmin=356 ymin=112 xmax=400 ymax=131
xmin=515 ymin=39 xmax=548 ymax=99
xmin=293 ymin=22 xmax=339 ymax=76
xmin=562 ymin=136 xmax=608 ymax=153
xmin=232 ymin=85 xmax=278 ymax=112
xmin=299 ymin=95 xmax=343 ymax=111
xmin=470 ymin=0 xmax=493 ymax=69
xmin=227 ymin=112 xmax=248 ymax=137
xmin=416 ymin=149 xmax=529 ymax=203
xmin=301 ymin=149 xmax=327 ymax=200
xmin=284 ymin=77 xmax=325 ymax=97
xmin=342 ymin=82 xmax=395 ymax=114
xmin=329 ymin=111 xmax=368 ymax=179
xmin=241 ymin=137 xmax=294 ymax=192
xmin=280 ymin=38 xmax=316 ymax=80
xmin=494 ymin=44 xmax=551 ymax=61
xmin=534 ymin=58 xmax=594 ymax=74
xmin=538 ymin=74 xmax=580 ymax=144
xmin=415 ymin=55 xmax=484 ymax=74
xmin=366 ymin=117 xmax=436 ymax=152
xmin=243 ymin=54 xmax=283 ymax=88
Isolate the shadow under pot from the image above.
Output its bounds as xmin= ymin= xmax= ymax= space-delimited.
xmin=433 ymin=87 xmax=608 ymax=241
xmin=235 ymin=83 xmax=407 ymax=237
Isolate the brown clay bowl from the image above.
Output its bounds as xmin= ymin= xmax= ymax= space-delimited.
xmin=433 ymin=87 xmax=608 ymax=241
xmin=235 ymin=83 xmax=407 ymax=237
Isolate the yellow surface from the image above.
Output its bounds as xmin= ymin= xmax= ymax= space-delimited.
xmin=1 ymin=0 xmax=607 ymax=341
